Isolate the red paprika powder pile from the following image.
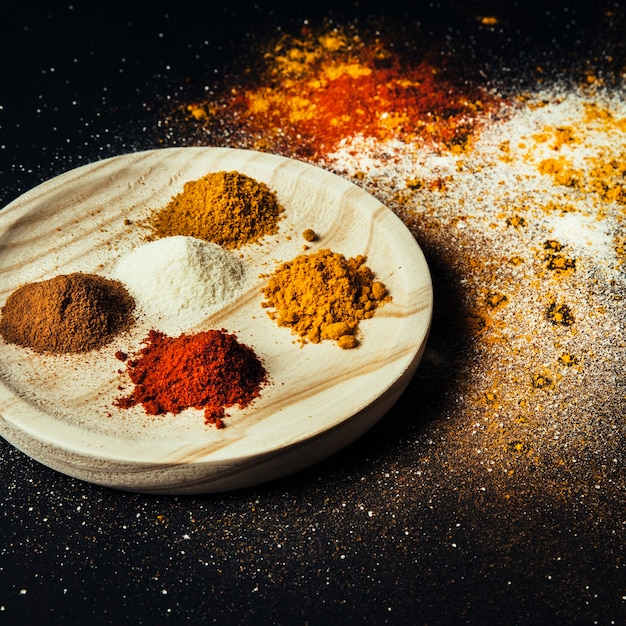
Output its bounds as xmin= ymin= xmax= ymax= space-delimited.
xmin=115 ymin=329 xmax=268 ymax=428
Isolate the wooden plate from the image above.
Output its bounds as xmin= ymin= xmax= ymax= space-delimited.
xmin=0 ymin=147 xmax=432 ymax=494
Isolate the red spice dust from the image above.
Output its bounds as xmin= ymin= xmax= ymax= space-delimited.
xmin=237 ymin=60 xmax=496 ymax=156
xmin=179 ymin=26 xmax=504 ymax=158
xmin=114 ymin=329 xmax=268 ymax=427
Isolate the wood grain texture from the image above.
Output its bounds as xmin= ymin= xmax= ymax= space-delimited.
xmin=0 ymin=147 xmax=432 ymax=494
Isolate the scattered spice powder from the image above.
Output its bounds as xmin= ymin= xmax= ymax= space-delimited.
xmin=147 ymin=170 xmax=284 ymax=249
xmin=324 ymin=85 xmax=626 ymax=492
xmin=546 ymin=301 xmax=575 ymax=326
xmin=0 ymin=273 xmax=135 ymax=354
xmin=175 ymin=24 xmax=504 ymax=158
xmin=115 ymin=329 xmax=268 ymax=427
xmin=260 ymin=248 xmax=390 ymax=348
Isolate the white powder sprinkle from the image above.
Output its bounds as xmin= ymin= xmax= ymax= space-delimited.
xmin=326 ymin=87 xmax=626 ymax=270
xmin=113 ymin=236 xmax=246 ymax=334
xmin=320 ymin=83 xmax=626 ymax=488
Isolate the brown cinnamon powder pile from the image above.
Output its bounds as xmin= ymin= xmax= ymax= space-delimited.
xmin=0 ymin=273 xmax=135 ymax=354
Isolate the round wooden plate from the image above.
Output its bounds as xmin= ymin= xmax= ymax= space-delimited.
xmin=0 ymin=147 xmax=432 ymax=494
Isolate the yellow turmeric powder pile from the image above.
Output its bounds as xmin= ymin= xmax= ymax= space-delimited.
xmin=260 ymin=248 xmax=391 ymax=349
xmin=147 ymin=170 xmax=284 ymax=249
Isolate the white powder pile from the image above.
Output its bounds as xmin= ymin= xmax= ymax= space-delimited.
xmin=112 ymin=236 xmax=246 ymax=334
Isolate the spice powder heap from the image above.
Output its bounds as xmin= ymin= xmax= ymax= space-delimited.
xmin=115 ymin=328 xmax=268 ymax=428
xmin=260 ymin=247 xmax=390 ymax=348
xmin=0 ymin=273 xmax=135 ymax=354
xmin=146 ymin=170 xmax=284 ymax=249
xmin=112 ymin=235 xmax=246 ymax=335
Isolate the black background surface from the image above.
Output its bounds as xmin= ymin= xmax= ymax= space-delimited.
xmin=1 ymin=2 xmax=625 ymax=625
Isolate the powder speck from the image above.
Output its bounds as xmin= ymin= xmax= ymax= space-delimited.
xmin=302 ymin=228 xmax=317 ymax=242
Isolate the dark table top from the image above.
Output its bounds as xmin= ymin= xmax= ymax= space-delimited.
xmin=1 ymin=2 xmax=625 ymax=624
